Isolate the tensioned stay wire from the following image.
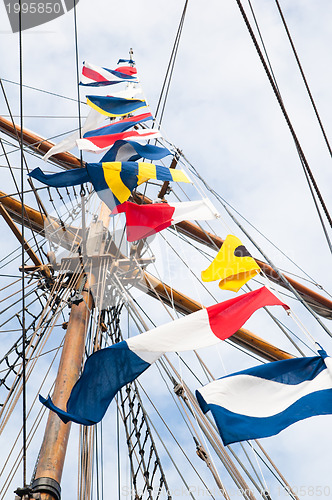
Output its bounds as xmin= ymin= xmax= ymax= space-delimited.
xmin=298 ymin=147 xmax=332 ymax=254
xmin=163 ymin=138 xmax=332 ymax=307
xmin=17 ymin=0 xmax=27 ymax=486
xmin=183 ymin=153 xmax=332 ymax=299
xmin=272 ymin=0 xmax=332 ymax=161
xmin=135 ymin=393 xmax=199 ymax=499
xmin=0 ymin=84 xmax=46 ymax=264
xmin=0 ymin=329 xmax=65 ymax=494
xmin=160 ymin=204 xmax=311 ymax=355
xmin=158 ymin=0 xmax=332 ymax=269
xmin=234 ymin=0 xmax=332 ymax=243
xmin=177 ymin=146 xmax=332 ymax=334
xmin=246 ymin=0 xmax=280 ymax=95
xmin=117 ymin=303 xmax=215 ymax=498
xmin=9 ymin=2 xmax=324 ymax=496
xmin=0 ymin=297 xmax=75 ymax=497
xmin=113 ymin=277 xmax=297 ymax=496
xmin=72 ymin=0 xmax=87 ymax=258
xmin=154 ymin=0 xmax=189 ymax=127
xmin=1 ymin=77 xmax=86 ymax=104
xmin=241 ymin=0 xmax=331 ymax=258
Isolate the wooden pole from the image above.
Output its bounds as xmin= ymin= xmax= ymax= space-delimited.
xmin=1 ymin=116 xmax=331 ymax=317
xmin=0 ymin=115 xmax=82 ymax=169
xmin=0 ymin=202 xmax=42 ymax=267
xmin=141 ymin=270 xmax=293 ymax=362
xmin=31 ymin=273 xmax=94 ymax=500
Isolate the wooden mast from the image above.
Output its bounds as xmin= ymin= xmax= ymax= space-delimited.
xmin=0 ymin=116 xmax=82 ymax=169
xmin=30 ymin=275 xmax=94 ymax=500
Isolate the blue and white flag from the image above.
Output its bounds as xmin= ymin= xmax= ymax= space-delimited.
xmin=101 ymin=140 xmax=171 ymax=162
xmin=80 ymin=61 xmax=138 ymax=86
xmin=196 ymin=351 xmax=332 ymax=445
xmin=117 ymin=58 xmax=135 ymax=64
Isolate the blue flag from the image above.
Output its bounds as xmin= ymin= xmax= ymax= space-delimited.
xmin=87 ymin=96 xmax=147 ymax=117
xmin=40 ymin=342 xmax=150 ymax=425
xmin=29 ymin=162 xmax=190 ymax=209
xmin=117 ymin=58 xmax=135 ymax=64
xmin=29 ymin=167 xmax=89 ymax=187
xmin=196 ymin=351 xmax=332 ymax=445
xmin=83 ymin=112 xmax=153 ymax=138
xmin=101 ymin=140 xmax=171 ymax=162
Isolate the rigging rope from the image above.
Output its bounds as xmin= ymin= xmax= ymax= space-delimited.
xmin=0 ymin=81 xmax=48 ymax=263
xmin=246 ymin=0 xmax=280 ymax=95
xmin=0 ymin=77 xmax=85 ymax=104
xmin=17 ymin=0 xmax=28 ymax=485
xmin=72 ymin=0 xmax=87 ymax=260
xmin=178 ymin=150 xmax=332 ymax=334
xmin=234 ymin=0 xmax=332 ymax=247
xmin=272 ymin=0 xmax=332 ymax=161
xmin=2 ymin=5 xmax=329 ymax=490
xmin=154 ymin=0 xmax=189 ymax=127
xmin=103 ymin=303 xmax=172 ymax=500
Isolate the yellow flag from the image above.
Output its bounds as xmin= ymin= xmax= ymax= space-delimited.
xmin=201 ymin=234 xmax=260 ymax=292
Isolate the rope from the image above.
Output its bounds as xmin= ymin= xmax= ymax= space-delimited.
xmin=167 ymin=359 xmax=255 ymax=500
xmin=72 ymin=0 xmax=87 ymax=258
xmin=272 ymin=0 xmax=332 ymax=160
xmin=17 ymin=0 xmax=27 ymax=485
xmin=0 ymin=337 xmax=62 ymax=492
xmin=0 ymin=271 xmax=79 ymax=431
xmin=234 ymin=0 xmax=332 ymax=243
xmin=221 ymin=195 xmax=332 ymax=338
xmin=104 ymin=264 xmax=304 ymax=497
xmin=247 ymin=443 xmax=298 ymax=500
xmin=0 ymin=283 xmax=72 ymax=495
xmin=169 ymin=356 xmax=297 ymax=499
xmin=154 ymin=0 xmax=189 ymax=127
xmin=0 ymin=82 xmax=47 ymax=263
xmin=178 ymin=150 xmax=332 ymax=335
xmin=246 ymin=0 xmax=280 ymax=95
xmin=109 ymin=296 xmax=216 ymax=498
xmin=0 ymin=77 xmax=85 ymax=104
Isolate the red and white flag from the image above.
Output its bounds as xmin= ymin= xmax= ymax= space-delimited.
xmin=40 ymin=287 xmax=289 ymax=426
xmin=128 ymin=287 xmax=289 ymax=357
xmin=80 ymin=61 xmax=138 ymax=86
xmin=114 ymin=199 xmax=219 ymax=241
xmin=76 ymin=129 xmax=161 ymax=153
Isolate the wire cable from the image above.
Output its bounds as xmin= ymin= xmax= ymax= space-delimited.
xmin=154 ymin=0 xmax=189 ymax=127
xmin=17 ymin=0 xmax=27 ymax=486
xmin=234 ymin=0 xmax=332 ymax=248
xmin=272 ymin=0 xmax=332 ymax=161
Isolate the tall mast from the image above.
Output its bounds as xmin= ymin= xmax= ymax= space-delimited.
xmin=30 ymin=275 xmax=94 ymax=500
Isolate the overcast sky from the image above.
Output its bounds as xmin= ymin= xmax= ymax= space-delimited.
xmin=1 ymin=0 xmax=332 ymax=498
